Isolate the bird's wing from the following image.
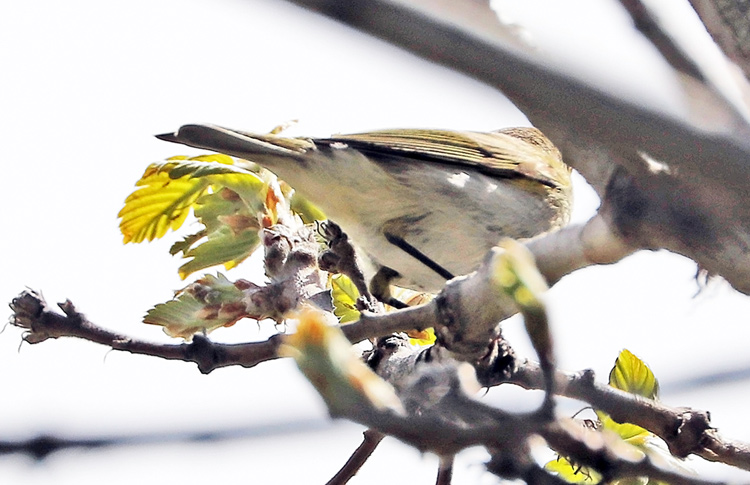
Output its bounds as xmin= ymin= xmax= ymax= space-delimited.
xmin=322 ymin=128 xmax=568 ymax=189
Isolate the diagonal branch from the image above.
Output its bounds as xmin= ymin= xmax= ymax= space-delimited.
xmin=688 ymin=0 xmax=750 ymax=80
xmin=618 ymin=0 xmax=706 ymax=80
xmin=326 ymin=429 xmax=384 ymax=485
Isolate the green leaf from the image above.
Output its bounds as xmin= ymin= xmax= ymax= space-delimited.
xmin=609 ymin=349 xmax=660 ymax=400
xmin=170 ymin=230 xmax=207 ymax=257
xmin=492 ymin=239 xmax=554 ymax=371
xmin=144 ymin=273 xmax=250 ymax=339
xmin=548 ymin=351 xmax=677 ymax=483
xmin=177 ymin=187 xmax=263 ymax=279
xmin=118 ymin=168 xmax=210 ymax=244
xmin=118 ymin=154 xmax=265 ymax=244
xmin=330 ymin=274 xmax=361 ymax=324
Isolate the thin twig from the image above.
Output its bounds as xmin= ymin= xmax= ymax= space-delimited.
xmin=326 ymin=429 xmax=384 ymax=485
xmin=618 ymin=0 xmax=705 ymax=80
xmin=9 ymin=291 xmax=282 ymax=374
xmin=436 ymin=455 xmax=454 ymax=485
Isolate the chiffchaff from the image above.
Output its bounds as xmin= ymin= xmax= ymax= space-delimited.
xmin=157 ymin=124 xmax=572 ymax=297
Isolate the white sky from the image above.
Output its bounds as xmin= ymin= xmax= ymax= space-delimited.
xmin=2 ymin=0 xmax=750 ymax=483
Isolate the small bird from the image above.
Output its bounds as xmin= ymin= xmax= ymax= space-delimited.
xmin=157 ymin=124 xmax=572 ymax=299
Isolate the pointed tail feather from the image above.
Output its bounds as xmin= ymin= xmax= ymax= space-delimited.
xmin=155 ymin=124 xmax=311 ymax=160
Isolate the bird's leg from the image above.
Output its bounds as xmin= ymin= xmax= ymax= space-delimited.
xmin=383 ymin=232 xmax=455 ymax=281
xmin=372 ymin=231 xmax=455 ymax=309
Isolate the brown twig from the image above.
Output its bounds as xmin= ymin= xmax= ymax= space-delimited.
xmin=435 ymin=455 xmax=454 ymax=485
xmin=542 ymin=419 xmax=729 ymax=485
xmin=618 ymin=0 xmax=705 ymax=80
xmin=326 ymin=429 xmax=384 ymax=485
xmin=9 ymin=291 xmax=282 ymax=374
xmin=688 ymin=0 xmax=750 ymax=79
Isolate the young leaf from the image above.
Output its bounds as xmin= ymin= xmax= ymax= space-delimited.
xmin=118 ymin=154 xmax=265 ymax=244
xmin=389 ymin=287 xmax=435 ymax=345
xmin=176 ymin=187 xmax=263 ymax=279
xmin=290 ymin=191 xmax=327 ymax=224
xmin=597 ymin=411 xmax=652 ymax=447
xmin=547 ymin=351 xmax=680 ymax=484
xmin=609 ymin=349 xmax=660 ymax=400
xmin=330 ymin=274 xmax=361 ymax=324
xmin=144 ymin=273 xmax=251 ymax=339
xmin=118 ymin=167 xmax=209 ymax=244
xmin=406 ymin=327 xmax=436 ymax=346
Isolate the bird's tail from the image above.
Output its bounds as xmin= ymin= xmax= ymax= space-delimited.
xmin=156 ymin=124 xmax=313 ymax=161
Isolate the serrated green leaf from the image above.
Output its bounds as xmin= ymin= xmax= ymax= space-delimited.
xmin=119 ymin=154 xmax=266 ymax=244
xmin=330 ymin=274 xmax=360 ymax=324
xmin=119 ymin=170 xmax=210 ymax=243
xmin=609 ymin=349 xmax=660 ymax=400
xmin=178 ymin=227 xmax=260 ymax=279
xmin=144 ymin=273 xmax=249 ymax=339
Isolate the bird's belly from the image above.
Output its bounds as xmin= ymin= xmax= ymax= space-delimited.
xmin=328 ymin=168 xmax=560 ymax=293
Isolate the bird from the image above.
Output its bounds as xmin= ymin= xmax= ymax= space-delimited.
xmin=156 ymin=124 xmax=572 ymax=302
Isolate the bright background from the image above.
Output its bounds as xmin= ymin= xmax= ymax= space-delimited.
xmin=2 ymin=0 xmax=750 ymax=483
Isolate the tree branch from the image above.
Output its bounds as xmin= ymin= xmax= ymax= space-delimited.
xmin=323 ymin=361 xmax=725 ymax=485
xmin=688 ymin=0 xmax=750 ymax=80
xmin=618 ymin=0 xmax=705 ymax=80
xmin=326 ymin=429 xmax=384 ymax=485
xmin=9 ymin=290 xmax=282 ymax=374
xmin=508 ymin=359 xmax=750 ymax=471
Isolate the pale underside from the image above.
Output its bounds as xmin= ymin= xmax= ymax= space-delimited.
xmin=269 ymin=146 xmax=565 ymax=292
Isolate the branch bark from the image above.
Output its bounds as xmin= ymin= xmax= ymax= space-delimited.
xmin=326 ymin=429 xmax=384 ymax=485
xmin=9 ymin=291 xmax=283 ymax=374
